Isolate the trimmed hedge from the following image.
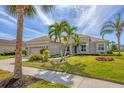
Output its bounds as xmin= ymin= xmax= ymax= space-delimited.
xmin=29 ymin=54 xmax=43 ymax=61
xmin=107 ymin=50 xmax=113 ymax=54
xmin=0 ymin=52 xmax=15 ymax=56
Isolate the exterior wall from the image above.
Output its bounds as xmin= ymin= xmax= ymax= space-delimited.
xmin=96 ymin=42 xmax=108 ymax=54
xmin=0 ymin=44 xmax=16 ymax=53
xmin=120 ymin=45 xmax=124 ymax=51
xmin=89 ymin=42 xmax=96 ymax=54
xmin=49 ymin=42 xmax=62 ymax=55
xmin=0 ymin=43 xmax=25 ymax=54
xmin=26 ymin=36 xmax=108 ymax=55
xmin=26 ymin=41 xmax=49 ymax=55
xmin=78 ymin=37 xmax=90 ymax=54
xmin=26 ymin=40 xmax=62 ymax=55
xmin=70 ymin=38 xmax=108 ymax=55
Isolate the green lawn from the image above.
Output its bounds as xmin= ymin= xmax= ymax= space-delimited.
xmin=0 ymin=70 xmax=66 ymax=88
xmin=0 ymin=56 xmax=14 ymax=60
xmin=22 ymin=52 xmax=124 ymax=84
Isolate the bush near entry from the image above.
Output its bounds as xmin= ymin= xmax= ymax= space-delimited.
xmin=29 ymin=54 xmax=43 ymax=61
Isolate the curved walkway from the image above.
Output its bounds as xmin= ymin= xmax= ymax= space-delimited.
xmin=0 ymin=58 xmax=124 ymax=88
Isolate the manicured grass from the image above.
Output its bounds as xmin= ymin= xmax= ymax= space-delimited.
xmin=0 ymin=70 xmax=12 ymax=81
xmin=0 ymin=70 xmax=66 ymax=88
xmin=27 ymin=80 xmax=66 ymax=88
xmin=0 ymin=56 xmax=14 ymax=60
xmin=22 ymin=52 xmax=124 ymax=84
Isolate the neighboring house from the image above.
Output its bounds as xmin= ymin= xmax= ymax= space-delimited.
xmin=0 ymin=39 xmax=25 ymax=54
xmin=120 ymin=45 xmax=124 ymax=51
xmin=26 ymin=34 xmax=109 ymax=55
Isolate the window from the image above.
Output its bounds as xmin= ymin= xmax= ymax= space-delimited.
xmin=67 ymin=47 xmax=70 ymax=51
xmin=81 ymin=44 xmax=86 ymax=51
xmin=46 ymin=46 xmax=48 ymax=49
xmin=98 ymin=44 xmax=104 ymax=51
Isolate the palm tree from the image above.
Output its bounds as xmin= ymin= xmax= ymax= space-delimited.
xmin=63 ymin=24 xmax=77 ymax=57
xmin=49 ymin=21 xmax=68 ymax=59
xmin=100 ymin=14 xmax=124 ymax=55
xmin=6 ymin=5 xmax=54 ymax=79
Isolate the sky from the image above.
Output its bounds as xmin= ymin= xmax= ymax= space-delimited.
xmin=0 ymin=5 xmax=124 ymax=44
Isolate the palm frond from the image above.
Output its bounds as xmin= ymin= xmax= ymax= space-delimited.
xmin=41 ymin=5 xmax=55 ymax=13
xmin=24 ymin=5 xmax=37 ymax=17
xmin=5 ymin=5 xmax=17 ymax=16
xmin=121 ymin=20 xmax=124 ymax=27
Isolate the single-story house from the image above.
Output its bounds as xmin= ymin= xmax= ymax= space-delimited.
xmin=120 ymin=45 xmax=124 ymax=51
xmin=26 ymin=34 xmax=109 ymax=55
xmin=0 ymin=39 xmax=25 ymax=54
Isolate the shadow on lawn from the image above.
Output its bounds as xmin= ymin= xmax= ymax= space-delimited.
xmin=34 ymin=62 xmax=88 ymax=86
xmin=0 ymin=76 xmax=37 ymax=88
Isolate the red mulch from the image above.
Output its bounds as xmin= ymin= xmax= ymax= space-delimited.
xmin=96 ymin=57 xmax=114 ymax=61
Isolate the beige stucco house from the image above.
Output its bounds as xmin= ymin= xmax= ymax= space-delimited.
xmin=0 ymin=39 xmax=25 ymax=54
xmin=0 ymin=39 xmax=16 ymax=54
xmin=26 ymin=34 xmax=109 ymax=55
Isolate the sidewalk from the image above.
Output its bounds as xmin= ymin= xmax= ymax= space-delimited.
xmin=0 ymin=58 xmax=124 ymax=88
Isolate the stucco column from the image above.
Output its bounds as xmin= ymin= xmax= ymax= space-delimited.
xmin=27 ymin=47 xmax=30 ymax=55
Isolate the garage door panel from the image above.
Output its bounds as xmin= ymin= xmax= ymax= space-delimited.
xmin=30 ymin=48 xmax=41 ymax=54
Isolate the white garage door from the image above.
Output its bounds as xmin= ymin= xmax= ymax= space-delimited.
xmin=30 ymin=47 xmax=41 ymax=54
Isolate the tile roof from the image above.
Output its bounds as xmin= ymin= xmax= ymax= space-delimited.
xmin=27 ymin=34 xmax=108 ymax=43
xmin=0 ymin=39 xmax=16 ymax=44
xmin=90 ymin=37 xmax=108 ymax=42
xmin=27 ymin=36 xmax=50 ymax=42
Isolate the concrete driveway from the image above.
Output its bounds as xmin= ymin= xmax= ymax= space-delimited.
xmin=0 ymin=58 xmax=124 ymax=88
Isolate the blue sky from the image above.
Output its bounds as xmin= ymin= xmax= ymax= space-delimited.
xmin=0 ymin=5 xmax=124 ymax=44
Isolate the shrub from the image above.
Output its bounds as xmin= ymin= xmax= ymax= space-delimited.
xmin=42 ymin=50 xmax=50 ymax=61
xmin=107 ymin=50 xmax=113 ymax=54
xmin=22 ymin=50 xmax=27 ymax=56
xmin=40 ymin=49 xmax=46 ymax=54
xmin=29 ymin=54 xmax=43 ymax=61
xmin=1 ymin=52 xmax=15 ymax=56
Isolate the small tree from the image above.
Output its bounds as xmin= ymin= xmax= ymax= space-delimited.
xmin=42 ymin=49 xmax=50 ymax=62
xmin=40 ymin=49 xmax=46 ymax=54
xmin=22 ymin=50 xmax=27 ymax=56
xmin=111 ymin=44 xmax=118 ymax=51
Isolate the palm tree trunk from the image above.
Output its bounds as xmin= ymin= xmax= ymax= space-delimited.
xmin=116 ymin=33 xmax=121 ymax=55
xmin=14 ymin=8 xmax=24 ymax=79
xmin=60 ymin=43 xmax=64 ymax=61
xmin=64 ymin=37 xmax=70 ymax=59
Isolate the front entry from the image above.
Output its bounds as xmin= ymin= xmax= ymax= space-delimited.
xmin=74 ymin=46 xmax=77 ymax=54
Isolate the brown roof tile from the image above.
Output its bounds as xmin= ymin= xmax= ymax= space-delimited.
xmin=0 ymin=39 xmax=16 ymax=44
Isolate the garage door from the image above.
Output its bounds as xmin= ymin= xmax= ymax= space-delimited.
xmin=30 ymin=47 xmax=41 ymax=54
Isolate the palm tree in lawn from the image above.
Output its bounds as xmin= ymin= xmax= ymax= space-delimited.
xmin=72 ymin=34 xmax=80 ymax=51
xmin=100 ymin=14 xmax=124 ymax=55
xmin=63 ymin=24 xmax=77 ymax=57
xmin=6 ymin=5 xmax=54 ymax=79
xmin=49 ymin=21 xmax=68 ymax=60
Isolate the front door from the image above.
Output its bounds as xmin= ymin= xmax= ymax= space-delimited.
xmin=74 ymin=46 xmax=77 ymax=54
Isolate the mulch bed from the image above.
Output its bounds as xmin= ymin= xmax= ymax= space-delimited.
xmin=0 ymin=76 xmax=37 ymax=88
xmin=96 ymin=57 xmax=114 ymax=61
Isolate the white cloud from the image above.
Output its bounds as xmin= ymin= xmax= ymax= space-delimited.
xmin=34 ymin=5 xmax=54 ymax=25
xmin=75 ymin=5 xmax=122 ymax=36
xmin=76 ymin=5 xmax=97 ymax=28
xmin=0 ymin=18 xmax=15 ymax=26
xmin=0 ymin=32 xmax=14 ymax=39
xmin=24 ymin=27 xmax=45 ymax=35
xmin=0 ymin=10 xmax=17 ymax=23
xmin=0 ymin=10 xmax=47 ymax=36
